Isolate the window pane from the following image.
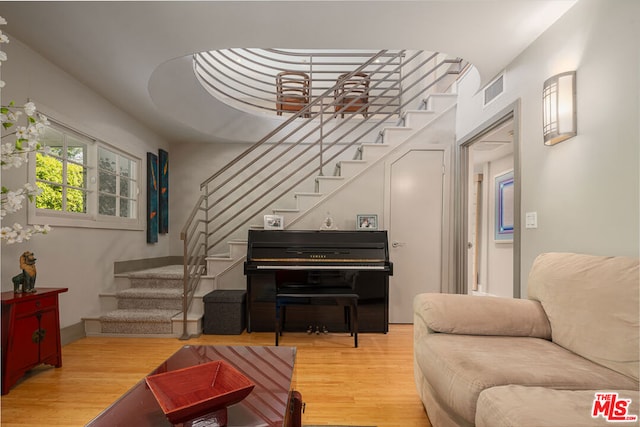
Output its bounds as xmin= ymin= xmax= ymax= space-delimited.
xmin=41 ymin=127 xmax=64 ymax=157
xmin=119 ymin=177 xmax=131 ymax=198
xmin=67 ymin=163 xmax=87 ymax=189
xmin=35 ymin=181 xmax=62 ymax=210
xmin=67 ymin=135 xmax=86 ymax=164
xmin=36 ymin=153 xmax=63 ymax=184
xmin=67 ymin=189 xmax=87 ymax=213
xmin=120 ymin=198 xmax=136 ymax=218
xmin=99 ymin=194 xmax=116 ymax=216
xmin=119 ymin=155 xmax=133 ymax=177
xmin=99 ymin=148 xmax=117 ymax=173
xmin=99 ymin=171 xmax=116 ymax=194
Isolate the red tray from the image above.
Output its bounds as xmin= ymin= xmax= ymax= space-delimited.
xmin=145 ymin=360 xmax=255 ymax=424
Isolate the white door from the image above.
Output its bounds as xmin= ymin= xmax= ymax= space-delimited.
xmin=388 ymin=150 xmax=444 ymax=323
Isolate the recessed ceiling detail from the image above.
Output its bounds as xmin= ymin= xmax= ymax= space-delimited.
xmin=1 ymin=1 xmax=577 ymax=143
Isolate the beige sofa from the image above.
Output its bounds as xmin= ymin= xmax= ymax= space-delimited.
xmin=413 ymin=252 xmax=639 ymax=427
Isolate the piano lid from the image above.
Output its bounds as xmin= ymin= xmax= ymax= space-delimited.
xmin=246 ymin=229 xmax=390 ymax=264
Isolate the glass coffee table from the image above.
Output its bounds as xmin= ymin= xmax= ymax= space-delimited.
xmin=86 ymin=345 xmax=298 ymax=427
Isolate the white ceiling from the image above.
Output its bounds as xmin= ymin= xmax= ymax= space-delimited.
xmin=1 ymin=1 xmax=577 ymax=144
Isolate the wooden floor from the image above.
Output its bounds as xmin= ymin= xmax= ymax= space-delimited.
xmin=0 ymin=324 xmax=431 ymax=427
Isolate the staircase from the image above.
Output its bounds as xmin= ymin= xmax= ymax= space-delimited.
xmin=83 ymin=265 xmax=183 ymax=336
xmin=83 ymin=93 xmax=457 ymax=337
xmin=83 ymin=51 xmax=464 ymax=338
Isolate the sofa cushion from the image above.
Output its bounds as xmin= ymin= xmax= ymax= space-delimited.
xmin=527 ymin=252 xmax=640 ymax=381
xmin=414 ymin=334 xmax=639 ymax=425
xmin=476 ymin=385 xmax=640 ymax=427
xmin=414 ymin=293 xmax=551 ymax=338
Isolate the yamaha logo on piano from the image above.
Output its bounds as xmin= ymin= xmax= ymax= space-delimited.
xmin=309 ymin=254 xmax=327 ymax=259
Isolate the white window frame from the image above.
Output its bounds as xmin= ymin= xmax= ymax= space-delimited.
xmin=28 ymin=120 xmax=143 ymax=231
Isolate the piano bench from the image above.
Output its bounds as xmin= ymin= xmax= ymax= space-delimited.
xmin=275 ymin=289 xmax=359 ymax=348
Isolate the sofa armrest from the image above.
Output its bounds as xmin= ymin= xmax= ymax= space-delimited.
xmin=413 ymin=293 xmax=551 ymax=339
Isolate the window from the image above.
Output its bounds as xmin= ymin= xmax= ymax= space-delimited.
xmin=36 ymin=126 xmax=89 ymax=214
xmin=30 ymin=120 xmax=142 ymax=230
xmin=98 ymin=147 xmax=138 ymax=219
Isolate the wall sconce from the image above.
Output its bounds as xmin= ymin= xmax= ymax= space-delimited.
xmin=543 ymin=71 xmax=577 ymax=145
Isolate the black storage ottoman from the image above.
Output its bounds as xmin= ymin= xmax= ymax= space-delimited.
xmin=203 ymin=290 xmax=247 ymax=334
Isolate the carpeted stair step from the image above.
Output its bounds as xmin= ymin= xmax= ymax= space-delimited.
xmin=100 ymin=309 xmax=178 ymax=334
xmin=128 ymin=277 xmax=183 ymax=289
xmin=116 ymin=288 xmax=183 ymax=310
xmin=98 ymin=265 xmax=186 ymax=335
xmin=126 ymin=265 xmax=184 ymax=289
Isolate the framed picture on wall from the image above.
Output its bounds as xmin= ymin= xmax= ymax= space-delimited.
xmin=146 ymin=152 xmax=159 ymax=243
xmin=158 ymin=149 xmax=169 ymax=234
xmin=264 ymin=215 xmax=284 ymax=230
xmin=356 ymin=214 xmax=378 ymax=230
xmin=494 ymin=170 xmax=514 ymax=242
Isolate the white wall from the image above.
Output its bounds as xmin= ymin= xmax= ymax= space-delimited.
xmin=484 ymin=155 xmax=514 ymax=297
xmin=456 ymin=0 xmax=639 ymax=296
xmin=1 ymin=36 xmax=171 ymax=328
xmin=169 ymin=141 xmax=249 ymax=255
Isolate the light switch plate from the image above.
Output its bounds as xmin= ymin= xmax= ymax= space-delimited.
xmin=525 ymin=212 xmax=538 ymax=229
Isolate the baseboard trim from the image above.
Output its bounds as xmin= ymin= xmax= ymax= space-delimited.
xmin=61 ymin=321 xmax=86 ymax=345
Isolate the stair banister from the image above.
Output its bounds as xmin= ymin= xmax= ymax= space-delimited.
xmin=194 ymin=48 xmax=407 ymax=118
xmin=202 ymin=52 xmax=411 ymax=237
xmin=202 ymin=52 xmax=458 ymax=251
xmin=204 ymin=51 xmax=405 ymax=223
xmin=180 ymin=50 xmax=465 ymax=339
xmin=181 ymin=51 xmax=391 ymax=339
xmin=180 ymin=194 xmax=207 ymax=340
xmin=199 ymin=50 xmax=389 ymax=191
xmin=202 ymin=55 xmax=463 ymax=252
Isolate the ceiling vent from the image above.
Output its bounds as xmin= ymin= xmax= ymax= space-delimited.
xmin=483 ymin=73 xmax=504 ymax=106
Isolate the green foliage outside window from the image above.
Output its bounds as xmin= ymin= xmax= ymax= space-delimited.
xmin=35 ymin=153 xmax=86 ymax=212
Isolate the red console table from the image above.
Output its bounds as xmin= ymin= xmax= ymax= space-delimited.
xmin=1 ymin=287 xmax=68 ymax=395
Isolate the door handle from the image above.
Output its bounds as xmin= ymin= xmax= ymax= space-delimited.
xmin=392 ymin=241 xmax=406 ymax=248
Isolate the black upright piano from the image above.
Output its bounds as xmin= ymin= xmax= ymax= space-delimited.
xmin=243 ymin=229 xmax=393 ymax=333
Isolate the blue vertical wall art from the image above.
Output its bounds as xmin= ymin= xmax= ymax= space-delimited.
xmin=147 ymin=152 xmax=159 ymax=243
xmin=159 ymin=149 xmax=169 ymax=234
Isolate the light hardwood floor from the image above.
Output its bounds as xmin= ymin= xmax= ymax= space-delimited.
xmin=0 ymin=324 xmax=431 ymax=427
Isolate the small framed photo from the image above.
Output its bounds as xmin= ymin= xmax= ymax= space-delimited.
xmin=264 ymin=215 xmax=284 ymax=230
xmin=356 ymin=214 xmax=378 ymax=230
